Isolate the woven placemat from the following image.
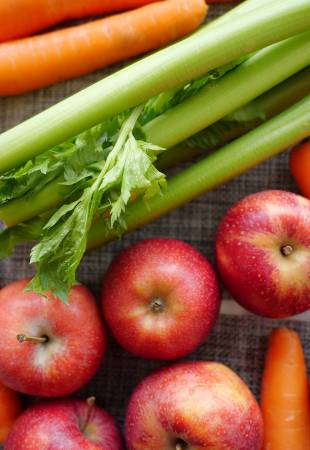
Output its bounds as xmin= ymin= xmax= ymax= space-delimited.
xmin=0 ymin=2 xmax=308 ymax=446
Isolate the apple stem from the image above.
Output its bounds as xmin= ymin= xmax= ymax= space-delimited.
xmin=81 ymin=396 xmax=96 ymax=433
xmin=176 ymin=444 xmax=184 ymax=450
xmin=16 ymin=334 xmax=48 ymax=344
xmin=150 ymin=298 xmax=165 ymax=313
xmin=281 ymin=244 xmax=294 ymax=256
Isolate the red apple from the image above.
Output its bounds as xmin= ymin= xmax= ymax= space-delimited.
xmin=0 ymin=279 xmax=106 ymax=397
xmin=5 ymin=397 xmax=123 ymax=450
xmin=0 ymin=382 xmax=21 ymax=444
xmin=216 ymin=190 xmax=310 ymax=318
xmin=102 ymin=238 xmax=220 ymax=360
xmin=125 ymin=361 xmax=263 ymax=450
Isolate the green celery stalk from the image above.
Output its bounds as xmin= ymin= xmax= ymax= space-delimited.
xmin=156 ymin=66 xmax=310 ymax=169
xmin=0 ymin=34 xmax=309 ymax=227
xmin=206 ymin=0 xmax=284 ymax=29
xmin=87 ymin=93 xmax=310 ymax=249
xmin=0 ymin=175 xmax=70 ymax=228
xmin=1 ymin=65 xmax=309 ymax=243
xmin=2 ymin=91 xmax=309 ymax=254
xmin=0 ymin=0 xmax=310 ymax=172
xmin=144 ymin=32 xmax=310 ymax=148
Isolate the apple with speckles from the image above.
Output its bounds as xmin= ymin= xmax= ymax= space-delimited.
xmin=5 ymin=397 xmax=123 ymax=450
xmin=102 ymin=238 xmax=220 ymax=360
xmin=125 ymin=361 xmax=263 ymax=450
xmin=216 ymin=190 xmax=310 ymax=318
xmin=0 ymin=279 xmax=106 ymax=397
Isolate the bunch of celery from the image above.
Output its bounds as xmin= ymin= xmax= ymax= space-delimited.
xmin=0 ymin=0 xmax=309 ymax=301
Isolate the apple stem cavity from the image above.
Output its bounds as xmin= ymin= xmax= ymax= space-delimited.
xmin=80 ymin=396 xmax=96 ymax=433
xmin=280 ymin=244 xmax=294 ymax=256
xmin=150 ymin=298 xmax=165 ymax=313
xmin=175 ymin=439 xmax=187 ymax=450
xmin=16 ymin=334 xmax=48 ymax=344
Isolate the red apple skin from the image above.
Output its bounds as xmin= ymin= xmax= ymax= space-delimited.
xmin=4 ymin=398 xmax=123 ymax=450
xmin=216 ymin=190 xmax=310 ymax=318
xmin=0 ymin=279 xmax=107 ymax=397
xmin=125 ymin=361 xmax=263 ymax=450
xmin=102 ymin=238 xmax=220 ymax=360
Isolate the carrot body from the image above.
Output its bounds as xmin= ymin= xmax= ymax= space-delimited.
xmin=0 ymin=0 xmax=207 ymax=96
xmin=261 ymin=328 xmax=310 ymax=450
xmin=0 ymin=0 xmax=159 ymax=43
xmin=290 ymin=140 xmax=310 ymax=199
xmin=0 ymin=382 xmax=21 ymax=444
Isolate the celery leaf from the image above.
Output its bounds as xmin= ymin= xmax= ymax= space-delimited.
xmin=27 ymin=107 xmax=166 ymax=302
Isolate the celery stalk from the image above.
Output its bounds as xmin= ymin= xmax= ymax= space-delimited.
xmin=0 ymin=175 xmax=69 ymax=228
xmin=144 ymin=32 xmax=310 ymax=148
xmin=0 ymin=0 xmax=310 ymax=172
xmin=207 ymin=0 xmax=284 ymax=30
xmin=87 ymin=94 xmax=310 ymax=249
xmin=156 ymin=66 xmax=310 ymax=170
xmin=2 ymin=92 xmax=309 ymax=254
xmin=1 ymin=35 xmax=309 ymax=227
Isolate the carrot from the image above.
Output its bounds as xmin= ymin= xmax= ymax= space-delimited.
xmin=0 ymin=0 xmax=207 ymax=96
xmin=290 ymin=140 xmax=310 ymax=199
xmin=0 ymin=0 xmax=159 ymax=43
xmin=260 ymin=328 xmax=310 ymax=450
xmin=0 ymin=382 xmax=21 ymax=444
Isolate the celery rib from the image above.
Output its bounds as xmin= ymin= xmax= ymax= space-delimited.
xmin=87 ymin=94 xmax=310 ymax=249
xmin=1 ymin=34 xmax=309 ymax=227
xmin=144 ymin=32 xmax=310 ymax=148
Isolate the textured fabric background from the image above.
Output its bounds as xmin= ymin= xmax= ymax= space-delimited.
xmin=0 ymin=3 xmax=309 ymax=446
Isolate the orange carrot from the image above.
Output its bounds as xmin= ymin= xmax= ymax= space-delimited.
xmin=0 ymin=0 xmax=207 ymax=96
xmin=290 ymin=140 xmax=310 ymax=199
xmin=261 ymin=328 xmax=310 ymax=450
xmin=0 ymin=382 xmax=21 ymax=444
xmin=0 ymin=0 xmax=159 ymax=43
